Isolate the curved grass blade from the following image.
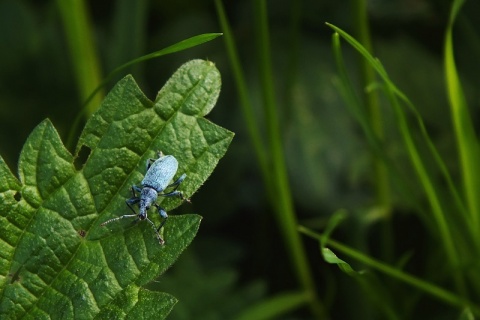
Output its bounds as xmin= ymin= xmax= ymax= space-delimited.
xmin=326 ymin=22 xmax=466 ymax=294
xmin=444 ymin=0 xmax=480 ymax=239
xmin=66 ymin=33 xmax=223 ymax=150
xmin=299 ymin=226 xmax=480 ymax=316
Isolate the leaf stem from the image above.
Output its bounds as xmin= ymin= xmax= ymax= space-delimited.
xmin=252 ymin=0 xmax=325 ymax=317
xmin=351 ymin=0 xmax=393 ymax=262
xmin=216 ymin=0 xmax=325 ymax=316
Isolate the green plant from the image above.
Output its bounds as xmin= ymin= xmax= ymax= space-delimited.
xmin=65 ymin=33 xmax=223 ymax=150
xmin=215 ymin=0 xmax=326 ymax=317
xmin=211 ymin=0 xmax=480 ymax=317
xmin=0 ymin=60 xmax=233 ymax=319
xmin=299 ymin=0 xmax=480 ymax=317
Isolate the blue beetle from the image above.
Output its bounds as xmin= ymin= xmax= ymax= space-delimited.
xmin=101 ymin=151 xmax=189 ymax=245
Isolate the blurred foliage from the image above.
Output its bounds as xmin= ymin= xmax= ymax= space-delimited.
xmin=2 ymin=0 xmax=480 ymax=318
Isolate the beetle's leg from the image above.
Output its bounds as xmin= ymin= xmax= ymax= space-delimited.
xmin=161 ymin=190 xmax=187 ymax=200
xmin=160 ymin=189 xmax=190 ymax=203
xmin=155 ymin=205 xmax=169 ymax=232
xmin=131 ymin=185 xmax=142 ymax=196
xmin=146 ymin=159 xmax=156 ymax=171
xmin=126 ymin=197 xmax=140 ymax=214
xmin=161 ymin=190 xmax=182 ymax=197
xmin=166 ymin=173 xmax=186 ymax=191
xmin=164 ymin=174 xmax=190 ymax=202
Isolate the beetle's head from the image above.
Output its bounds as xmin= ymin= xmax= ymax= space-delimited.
xmin=138 ymin=206 xmax=147 ymax=220
xmin=139 ymin=187 xmax=158 ymax=219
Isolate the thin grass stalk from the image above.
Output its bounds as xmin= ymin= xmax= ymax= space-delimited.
xmin=393 ymin=93 xmax=470 ymax=230
xmin=351 ymin=0 xmax=390 ymax=211
xmin=384 ymin=83 xmax=467 ymax=297
xmin=351 ymin=0 xmax=393 ymax=265
xmin=299 ymin=226 xmax=480 ymax=316
xmin=366 ymin=60 xmax=471 ymax=240
xmin=331 ymin=34 xmax=424 ymax=215
xmin=332 ymin=34 xmax=400 ymax=178
xmin=216 ymin=0 xmax=324 ymax=314
xmin=56 ymin=0 xmax=104 ymax=117
xmin=332 ymin=34 xmax=459 ymax=248
xmin=251 ymin=0 xmax=325 ymax=317
xmin=283 ymin=0 xmax=302 ymax=119
xmin=108 ymin=0 xmax=148 ymax=76
xmin=445 ymin=0 xmax=480 ymax=242
xmin=214 ymin=0 xmax=271 ymax=189
xmin=333 ymin=30 xmax=468 ymax=294
xmin=328 ymin=23 xmax=467 ymax=296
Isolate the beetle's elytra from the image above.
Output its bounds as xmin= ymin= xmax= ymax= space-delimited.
xmin=101 ymin=151 xmax=189 ymax=245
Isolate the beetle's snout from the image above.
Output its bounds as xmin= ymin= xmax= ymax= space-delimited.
xmin=138 ymin=211 xmax=147 ymax=220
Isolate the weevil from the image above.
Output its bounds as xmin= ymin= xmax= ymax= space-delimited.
xmin=101 ymin=151 xmax=189 ymax=245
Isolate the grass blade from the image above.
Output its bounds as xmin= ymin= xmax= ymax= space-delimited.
xmin=351 ymin=0 xmax=390 ymax=211
xmin=66 ymin=33 xmax=222 ymax=151
xmin=327 ymin=22 xmax=467 ymax=295
xmin=299 ymin=226 xmax=480 ymax=316
xmin=214 ymin=0 xmax=269 ymax=182
xmin=444 ymin=0 xmax=480 ymax=237
xmin=251 ymin=1 xmax=325 ymax=317
xmin=216 ymin=0 xmax=325 ymax=316
xmin=56 ymin=0 xmax=104 ymax=116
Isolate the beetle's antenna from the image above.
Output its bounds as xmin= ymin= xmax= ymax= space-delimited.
xmin=100 ymin=214 xmax=137 ymax=226
xmin=101 ymin=215 xmax=165 ymax=245
xmin=145 ymin=217 xmax=165 ymax=245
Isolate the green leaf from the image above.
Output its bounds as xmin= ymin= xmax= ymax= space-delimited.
xmin=0 ymin=59 xmax=233 ymax=319
xmin=316 ymin=210 xmax=359 ymax=276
